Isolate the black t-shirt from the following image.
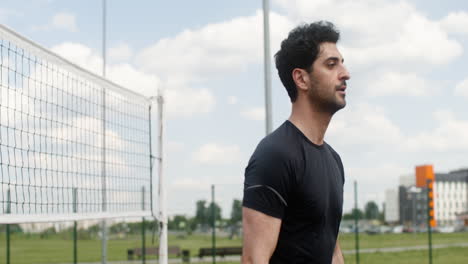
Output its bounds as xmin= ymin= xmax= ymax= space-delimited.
xmin=243 ymin=120 xmax=344 ymax=264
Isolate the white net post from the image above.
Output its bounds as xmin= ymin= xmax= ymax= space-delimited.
xmin=156 ymin=92 xmax=167 ymax=264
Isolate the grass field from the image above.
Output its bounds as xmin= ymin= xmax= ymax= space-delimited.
xmin=0 ymin=232 xmax=466 ymax=263
xmin=343 ymin=247 xmax=468 ymax=264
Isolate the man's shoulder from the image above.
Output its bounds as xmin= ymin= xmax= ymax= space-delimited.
xmin=324 ymin=143 xmax=342 ymax=162
xmin=325 ymin=142 xmax=340 ymax=156
xmin=255 ymin=121 xmax=299 ymax=159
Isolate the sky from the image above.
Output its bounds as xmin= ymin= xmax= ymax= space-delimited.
xmin=1 ymin=0 xmax=468 ymax=218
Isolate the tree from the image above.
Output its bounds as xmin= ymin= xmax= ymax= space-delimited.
xmin=230 ymin=199 xmax=242 ymax=225
xmin=39 ymin=227 xmax=57 ymax=239
xmin=0 ymin=224 xmax=22 ymax=233
xmin=187 ymin=217 xmax=197 ymax=234
xmin=379 ymin=202 xmax=386 ymax=222
xmin=193 ymin=199 xmax=221 ymax=228
xmin=195 ymin=200 xmax=207 ymax=226
xmin=343 ymin=208 xmax=364 ymax=220
xmin=364 ymin=201 xmax=380 ymax=220
xmin=206 ymin=202 xmax=222 ymax=223
xmin=168 ymin=215 xmax=188 ymax=230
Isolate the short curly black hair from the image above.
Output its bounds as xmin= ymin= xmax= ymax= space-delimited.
xmin=274 ymin=21 xmax=340 ymax=102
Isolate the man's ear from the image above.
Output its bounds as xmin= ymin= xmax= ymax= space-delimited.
xmin=292 ymin=68 xmax=310 ymax=92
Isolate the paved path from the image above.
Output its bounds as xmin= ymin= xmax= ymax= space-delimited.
xmin=51 ymin=242 xmax=468 ymax=264
xmin=342 ymin=242 xmax=468 ymax=254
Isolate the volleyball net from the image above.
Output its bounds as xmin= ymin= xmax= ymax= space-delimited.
xmin=0 ymin=24 xmax=158 ymax=224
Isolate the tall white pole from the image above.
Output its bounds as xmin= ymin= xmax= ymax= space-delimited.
xmin=263 ymin=0 xmax=273 ymax=135
xmin=101 ymin=0 xmax=107 ymax=263
xmin=157 ymin=91 xmax=168 ymax=264
xmin=102 ymin=0 xmax=106 ymax=78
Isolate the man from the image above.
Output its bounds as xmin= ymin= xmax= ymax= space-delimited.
xmin=242 ymin=21 xmax=350 ymax=264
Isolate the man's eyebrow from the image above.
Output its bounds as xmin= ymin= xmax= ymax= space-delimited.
xmin=324 ymin=56 xmax=344 ymax=63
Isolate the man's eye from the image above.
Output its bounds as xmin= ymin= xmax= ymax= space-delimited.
xmin=327 ymin=63 xmax=335 ymax=68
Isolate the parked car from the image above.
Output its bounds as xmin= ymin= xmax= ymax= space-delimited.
xmin=365 ymin=226 xmax=380 ymax=235
xmin=379 ymin=225 xmax=393 ymax=233
xmin=402 ymin=227 xmax=414 ymax=233
xmin=392 ymin=225 xmax=403 ymax=233
xmin=437 ymin=226 xmax=456 ymax=233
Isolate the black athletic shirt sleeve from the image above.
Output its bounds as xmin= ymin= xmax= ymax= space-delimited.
xmin=242 ymin=140 xmax=294 ymax=219
xmin=329 ymin=146 xmax=345 ymax=185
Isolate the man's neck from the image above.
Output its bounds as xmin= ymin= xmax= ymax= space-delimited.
xmin=288 ymin=101 xmax=333 ymax=146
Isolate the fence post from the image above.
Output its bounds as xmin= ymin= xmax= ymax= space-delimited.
xmin=6 ymin=188 xmax=11 ymax=264
xmin=211 ymin=185 xmax=216 ymax=264
xmin=354 ymin=181 xmax=360 ymax=264
xmin=73 ymin=188 xmax=78 ymax=264
xmin=426 ymin=180 xmax=433 ymax=264
xmin=142 ymin=186 xmax=146 ymax=264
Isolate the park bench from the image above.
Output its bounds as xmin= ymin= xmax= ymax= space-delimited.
xmin=198 ymin=246 xmax=242 ymax=258
xmin=127 ymin=246 xmax=181 ymax=260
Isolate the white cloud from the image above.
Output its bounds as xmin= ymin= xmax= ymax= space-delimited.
xmin=369 ymin=71 xmax=429 ymax=97
xmin=241 ymin=107 xmax=265 ymax=121
xmin=106 ymin=63 xmax=160 ymax=97
xmin=439 ymin=11 xmax=468 ymax=35
xmin=275 ymin=0 xmax=463 ymax=68
xmin=167 ymin=141 xmax=185 ymax=153
xmin=51 ymin=42 xmax=102 ymax=74
xmin=165 ymin=88 xmax=215 ymax=118
xmin=171 ymin=177 xmax=213 ymax=191
xmin=454 ymin=78 xmax=468 ymax=97
xmin=330 ymin=103 xmax=468 ymax=154
xmin=51 ymin=12 xmax=77 ymax=32
xmin=108 ymin=43 xmax=133 ymax=62
xmin=135 ymin=10 xmax=293 ymax=84
xmin=405 ymin=110 xmax=468 ymax=152
xmin=227 ymin=96 xmax=238 ymax=105
xmin=328 ymin=103 xmax=402 ymax=147
xmin=32 ymin=12 xmax=78 ymax=32
xmin=192 ymin=143 xmax=241 ymax=164
xmin=51 ymin=42 xmax=215 ymax=118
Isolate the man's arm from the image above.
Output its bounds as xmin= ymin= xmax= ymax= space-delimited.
xmin=332 ymin=240 xmax=345 ymax=264
xmin=241 ymin=207 xmax=282 ymax=264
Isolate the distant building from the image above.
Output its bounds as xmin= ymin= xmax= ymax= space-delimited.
xmin=384 ymin=189 xmax=399 ymax=223
xmin=455 ymin=212 xmax=468 ymax=227
xmin=399 ymin=186 xmax=428 ymax=228
xmin=393 ymin=168 xmax=468 ymax=228
xmin=399 ymin=174 xmax=415 ymax=187
xmin=434 ymin=169 xmax=468 ymax=226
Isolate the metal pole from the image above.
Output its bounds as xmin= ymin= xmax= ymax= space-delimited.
xmin=413 ymin=192 xmax=416 ymax=231
xmin=157 ymin=92 xmax=168 ymax=264
xmin=354 ymin=181 xmax=360 ymax=264
xmin=426 ymin=180 xmax=433 ymax=264
xmin=6 ymin=189 xmax=11 ymax=264
xmin=101 ymin=1 xmax=108 ymax=263
xmin=142 ymin=186 xmax=146 ymax=264
xmin=102 ymin=0 xmax=107 ymax=78
xmin=211 ymin=185 xmax=216 ymax=264
xmin=262 ymin=0 xmax=273 ymax=135
xmin=73 ymin=188 xmax=78 ymax=264
xmin=148 ymin=105 xmax=154 ymax=217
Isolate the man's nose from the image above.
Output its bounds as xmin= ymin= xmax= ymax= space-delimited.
xmin=340 ymin=66 xmax=350 ymax=81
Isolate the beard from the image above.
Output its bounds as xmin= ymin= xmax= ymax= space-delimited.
xmin=307 ymin=81 xmax=346 ymax=114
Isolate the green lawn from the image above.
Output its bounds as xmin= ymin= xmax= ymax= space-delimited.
xmin=0 ymin=232 xmax=466 ymax=264
xmin=344 ymin=247 xmax=468 ymax=264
